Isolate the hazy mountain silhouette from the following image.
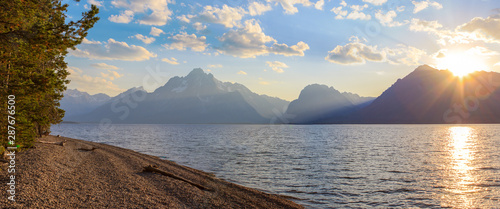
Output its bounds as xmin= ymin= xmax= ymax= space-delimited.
xmin=355 ymin=65 xmax=500 ymax=123
xmin=66 ymin=68 xmax=289 ymax=124
xmin=63 ymin=65 xmax=500 ymax=124
xmin=286 ymin=84 xmax=375 ymax=123
xmin=60 ymin=89 xmax=111 ymax=119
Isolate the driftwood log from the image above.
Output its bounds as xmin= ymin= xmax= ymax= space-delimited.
xmin=143 ymin=165 xmax=209 ymax=191
xmin=77 ymin=147 xmax=97 ymax=151
xmin=38 ymin=140 xmax=65 ymax=146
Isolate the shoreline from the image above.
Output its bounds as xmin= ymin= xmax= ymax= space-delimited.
xmin=0 ymin=135 xmax=303 ymax=208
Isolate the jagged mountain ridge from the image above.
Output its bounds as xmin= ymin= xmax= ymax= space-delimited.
xmin=60 ymin=89 xmax=111 ymax=119
xmin=66 ymin=68 xmax=289 ymax=124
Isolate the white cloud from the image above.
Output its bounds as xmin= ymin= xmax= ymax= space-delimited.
xmin=91 ymin=63 xmax=120 ymax=70
xmin=325 ymin=37 xmax=384 ymax=64
xmin=412 ymin=0 xmax=442 ymax=14
xmin=314 ymin=0 xmax=324 ymax=10
xmin=217 ymin=19 xmax=309 ymax=58
xmin=110 ymin=0 xmax=173 ymax=26
xmin=325 ymin=37 xmax=425 ymax=66
xmin=495 ymin=62 xmax=500 ymax=66
xmin=100 ymin=70 xmax=124 ymax=80
xmin=409 ymin=18 xmax=443 ymax=32
xmin=362 ymin=0 xmax=387 ymax=6
xmin=87 ymin=0 xmax=104 ymax=7
xmin=346 ymin=11 xmax=371 ymax=20
xmin=161 ymin=57 xmax=179 ymax=65
xmin=237 ymin=71 xmax=248 ymax=75
xmin=340 ymin=0 xmax=347 ymax=7
xmin=385 ymin=44 xmax=426 ymax=66
xmin=82 ymin=38 xmax=101 ymax=44
xmin=67 ymin=67 xmax=125 ymax=96
xmin=465 ymin=46 xmax=499 ymax=57
xmin=207 ymin=64 xmax=223 ymax=68
xmin=70 ymin=38 xmax=157 ymax=61
xmin=350 ymin=4 xmax=368 ymax=11
xmin=248 ymin=1 xmax=272 ymax=16
xmin=150 ymin=27 xmax=165 ymax=36
xmin=188 ymin=5 xmax=246 ymax=28
xmin=267 ymin=0 xmax=313 ymax=14
xmin=177 ymin=15 xmax=190 ymax=23
xmin=333 ymin=4 xmax=371 ymax=20
xmin=331 ymin=6 xmax=348 ymax=19
xmin=458 ymin=14 xmax=500 ymax=43
xmin=108 ymin=10 xmax=134 ymax=23
xmin=163 ymin=32 xmax=208 ymax=52
xmin=375 ymin=10 xmax=407 ymax=27
xmin=193 ymin=22 xmax=207 ymax=31
xmin=130 ymin=34 xmax=155 ymax=44
xmin=266 ymin=61 xmax=289 ymax=73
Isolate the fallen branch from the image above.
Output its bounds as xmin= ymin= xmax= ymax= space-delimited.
xmin=77 ymin=147 xmax=97 ymax=151
xmin=143 ymin=165 xmax=209 ymax=191
xmin=38 ymin=141 xmax=65 ymax=146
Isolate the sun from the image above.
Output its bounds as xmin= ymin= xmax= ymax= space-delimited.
xmin=436 ymin=51 xmax=489 ymax=77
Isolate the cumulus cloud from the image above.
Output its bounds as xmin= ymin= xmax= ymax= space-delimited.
xmin=409 ymin=18 xmax=443 ymax=32
xmin=412 ymin=0 xmax=442 ymax=14
xmin=314 ymin=0 xmax=324 ymax=10
xmin=385 ymin=45 xmax=426 ymax=65
xmin=70 ymin=38 xmax=157 ymax=61
xmin=100 ymin=70 xmax=123 ymax=80
xmin=150 ymin=27 xmax=165 ymax=36
xmin=331 ymin=6 xmax=348 ymax=19
xmin=267 ymin=0 xmax=313 ymax=14
xmin=108 ymin=10 xmax=134 ymax=23
xmin=325 ymin=37 xmax=425 ymax=65
xmin=67 ymin=67 xmax=125 ymax=95
xmin=91 ymin=63 xmax=120 ymax=70
xmin=110 ymin=0 xmax=173 ymax=26
xmin=409 ymin=18 xmax=482 ymax=45
xmin=162 ymin=32 xmax=208 ymax=52
xmin=332 ymin=4 xmax=371 ymax=20
xmin=161 ymin=57 xmax=179 ymax=65
xmin=87 ymin=0 xmax=104 ymax=7
xmin=266 ymin=61 xmax=289 ymax=73
xmin=325 ymin=37 xmax=384 ymax=64
xmin=237 ymin=71 xmax=248 ymax=75
xmin=192 ymin=22 xmax=207 ymax=31
xmin=188 ymin=5 xmax=246 ymax=28
xmin=458 ymin=14 xmax=500 ymax=43
xmin=375 ymin=10 xmax=407 ymax=27
xmin=130 ymin=34 xmax=155 ymax=44
xmin=217 ymin=19 xmax=309 ymax=58
xmin=248 ymin=1 xmax=272 ymax=16
xmin=207 ymin=64 xmax=223 ymax=68
xmin=177 ymin=15 xmax=190 ymax=23
xmin=362 ymin=0 xmax=388 ymax=6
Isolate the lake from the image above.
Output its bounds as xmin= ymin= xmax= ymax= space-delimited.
xmin=51 ymin=124 xmax=500 ymax=208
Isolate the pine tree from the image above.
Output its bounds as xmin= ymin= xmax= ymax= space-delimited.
xmin=0 ymin=0 xmax=99 ymax=147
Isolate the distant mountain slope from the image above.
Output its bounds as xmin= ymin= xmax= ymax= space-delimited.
xmin=285 ymin=84 xmax=375 ymax=123
xmin=67 ymin=68 xmax=289 ymax=124
xmin=357 ymin=65 xmax=500 ymax=123
xmin=60 ymin=89 xmax=111 ymax=119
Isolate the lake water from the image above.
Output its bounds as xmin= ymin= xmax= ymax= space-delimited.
xmin=51 ymin=124 xmax=500 ymax=208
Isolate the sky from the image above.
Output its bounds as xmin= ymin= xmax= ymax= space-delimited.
xmin=63 ymin=0 xmax=500 ymax=101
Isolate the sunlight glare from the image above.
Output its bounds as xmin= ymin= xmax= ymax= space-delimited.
xmin=436 ymin=52 xmax=489 ymax=77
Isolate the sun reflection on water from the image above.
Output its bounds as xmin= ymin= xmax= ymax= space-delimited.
xmin=443 ymin=126 xmax=480 ymax=207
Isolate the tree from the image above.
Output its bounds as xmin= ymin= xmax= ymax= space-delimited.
xmin=0 ymin=0 xmax=99 ymax=147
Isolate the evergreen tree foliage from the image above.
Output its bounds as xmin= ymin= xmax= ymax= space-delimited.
xmin=0 ymin=0 xmax=99 ymax=147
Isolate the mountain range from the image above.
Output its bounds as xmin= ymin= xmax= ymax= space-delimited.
xmin=61 ymin=65 xmax=500 ymax=124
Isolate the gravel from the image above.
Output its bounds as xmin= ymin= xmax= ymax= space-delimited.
xmin=0 ymin=135 xmax=303 ymax=208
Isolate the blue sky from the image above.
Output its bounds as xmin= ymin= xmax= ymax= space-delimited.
xmin=64 ymin=0 xmax=500 ymax=101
